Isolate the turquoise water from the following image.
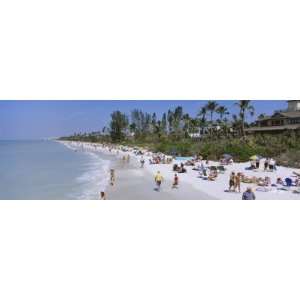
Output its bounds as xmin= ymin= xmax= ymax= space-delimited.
xmin=0 ymin=140 xmax=110 ymax=199
xmin=175 ymin=156 xmax=193 ymax=161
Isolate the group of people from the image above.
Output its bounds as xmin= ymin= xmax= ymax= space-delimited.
xmin=228 ymin=172 xmax=242 ymax=193
xmin=122 ymin=154 xmax=130 ymax=163
xmin=100 ymin=168 xmax=116 ymax=199
xmin=228 ymin=172 xmax=256 ymax=199
xmin=173 ymin=163 xmax=187 ymax=173
xmin=250 ymin=158 xmax=276 ymax=171
xmin=66 ymin=141 xmax=298 ymax=200
xmin=219 ymin=157 xmax=234 ymax=165
xmin=154 ymin=171 xmax=179 ymax=191
xmin=149 ymin=155 xmax=172 ymax=165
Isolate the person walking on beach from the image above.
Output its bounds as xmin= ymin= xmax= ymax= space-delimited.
xmin=110 ymin=169 xmax=115 ymax=186
xmin=229 ymin=172 xmax=235 ymax=192
xmin=234 ymin=172 xmax=241 ymax=193
xmin=155 ymin=171 xmax=163 ymax=191
xmin=172 ymin=173 xmax=179 ymax=189
xmin=242 ymin=187 xmax=256 ymax=200
xmin=140 ymin=156 xmax=145 ymax=168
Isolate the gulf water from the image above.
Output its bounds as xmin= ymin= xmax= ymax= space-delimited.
xmin=0 ymin=140 xmax=110 ymax=199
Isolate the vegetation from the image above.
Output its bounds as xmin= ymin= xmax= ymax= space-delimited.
xmin=59 ymin=101 xmax=300 ymax=168
xmin=235 ymin=100 xmax=255 ymax=139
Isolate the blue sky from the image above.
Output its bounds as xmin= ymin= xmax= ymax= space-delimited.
xmin=0 ymin=100 xmax=287 ymax=139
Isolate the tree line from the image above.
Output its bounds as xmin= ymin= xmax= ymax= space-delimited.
xmin=108 ymin=100 xmax=255 ymax=142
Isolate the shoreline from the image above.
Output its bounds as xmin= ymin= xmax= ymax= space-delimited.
xmin=58 ymin=140 xmax=300 ymax=200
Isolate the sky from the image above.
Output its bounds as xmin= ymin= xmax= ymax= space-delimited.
xmin=0 ymin=100 xmax=287 ymax=139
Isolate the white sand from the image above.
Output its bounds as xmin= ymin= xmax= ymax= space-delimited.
xmin=58 ymin=140 xmax=300 ymax=200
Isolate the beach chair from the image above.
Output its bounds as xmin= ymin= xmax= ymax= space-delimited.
xmin=217 ymin=166 xmax=226 ymax=174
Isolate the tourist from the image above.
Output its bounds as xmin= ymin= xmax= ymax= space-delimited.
xmin=277 ymin=177 xmax=284 ymax=185
xmin=208 ymin=170 xmax=218 ymax=181
xmin=269 ymin=158 xmax=275 ymax=171
xmin=154 ymin=171 xmax=164 ymax=191
xmin=140 ymin=156 xmax=145 ymax=168
xmin=110 ymin=169 xmax=115 ymax=186
xmin=264 ymin=158 xmax=269 ymax=171
xmin=242 ymin=187 xmax=256 ymax=200
xmin=264 ymin=176 xmax=271 ymax=186
xmin=100 ymin=191 xmax=106 ymax=200
xmin=256 ymin=158 xmax=260 ymax=169
xmin=172 ymin=173 xmax=179 ymax=188
xmin=235 ymin=172 xmax=241 ymax=193
xmin=229 ymin=172 xmax=235 ymax=191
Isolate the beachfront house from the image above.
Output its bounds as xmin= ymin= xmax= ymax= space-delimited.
xmin=246 ymin=100 xmax=300 ymax=133
xmin=189 ymin=125 xmax=225 ymax=139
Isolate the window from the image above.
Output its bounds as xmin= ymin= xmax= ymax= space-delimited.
xmin=290 ymin=118 xmax=300 ymax=124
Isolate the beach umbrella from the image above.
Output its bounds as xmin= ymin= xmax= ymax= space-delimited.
xmin=250 ymin=155 xmax=262 ymax=160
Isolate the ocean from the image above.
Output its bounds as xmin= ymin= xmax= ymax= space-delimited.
xmin=0 ymin=140 xmax=111 ymax=199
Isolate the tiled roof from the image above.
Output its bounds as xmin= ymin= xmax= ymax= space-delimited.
xmin=258 ymin=111 xmax=300 ymax=121
xmin=279 ymin=111 xmax=300 ymax=118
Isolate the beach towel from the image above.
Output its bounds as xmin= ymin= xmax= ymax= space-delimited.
xmin=277 ymin=187 xmax=290 ymax=191
xmin=256 ymin=187 xmax=271 ymax=192
xmin=293 ymin=188 xmax=300 ymax=194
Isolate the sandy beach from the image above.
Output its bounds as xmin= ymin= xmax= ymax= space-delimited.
xmin=59 ymin=140 xmax=300 ymax=200
xmin=106 ymin=158 xmax=215 ymax=200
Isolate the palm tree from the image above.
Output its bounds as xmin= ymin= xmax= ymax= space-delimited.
xmin=189 ymin=118 xmax=199 ymax=134
xmin=258 ymin=113 xmax=266 ymax=120
xmin=167 ymin=109 xmax=174 ymax=134
xmin=182 ymin=113 xmax=191 ymax=138
xmin=235 ymin=100 xmax=255 ymax=139
xmin=216 ymin=106 xmax=229 ymax=121
xmin=206 ymin=101 xmax=218 ymax=124
xmin=206 ymin=101 xmax=218 ymax=136
xmin=197 ymin=106 xmax=207 ymax=134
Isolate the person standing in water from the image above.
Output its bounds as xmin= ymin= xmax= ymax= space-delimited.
xmin=154 ymin=171 xmax=163 ymax=191
xmin=110 ymin=169 xmax=115 ymax=186
xmin=100 ymin=191 xmax=106 ymax=200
